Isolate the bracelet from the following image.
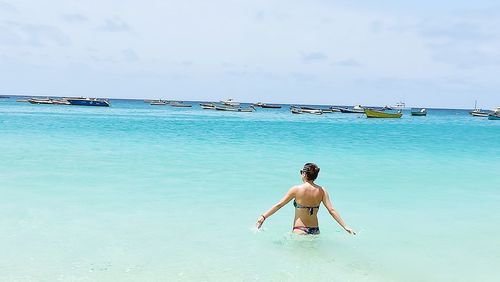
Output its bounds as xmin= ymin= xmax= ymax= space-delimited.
xmin=261 ymin=215 xmax=266 ymax=220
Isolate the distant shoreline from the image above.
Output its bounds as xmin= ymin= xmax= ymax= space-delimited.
xmin=0 ymin=94 xmax=489 ymax=110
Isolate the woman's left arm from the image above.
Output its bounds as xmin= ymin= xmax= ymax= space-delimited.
xmin=256 ymin=186 xmax=296 ymax=229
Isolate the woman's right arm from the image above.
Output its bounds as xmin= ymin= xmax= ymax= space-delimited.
xmin=322 ymin=188 xmax=356 ymax=235
xmin=256 ymin=186 xmax=296 ymax=229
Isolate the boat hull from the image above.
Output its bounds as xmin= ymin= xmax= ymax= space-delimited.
xmin=340 ymin=108 xmax=364 ymax=113
xmin=365 ymin=109 xmax=402 ymax=118
xmin=67 ymin=99 xmax=110 ymax=107
xmin=470 ymin=111 xmax=489 ymax=117
xmin=488 ymin=114 xmax=500 ymax=120
xmin=411 ymin=112 xmax=427 ymax=116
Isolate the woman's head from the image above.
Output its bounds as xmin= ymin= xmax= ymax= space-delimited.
xmin=300 ymin=163 xmax=320 ymax=181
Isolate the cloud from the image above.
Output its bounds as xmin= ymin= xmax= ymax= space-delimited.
xmin=300 ymin=51 xmax=327 ymax=63
xmin=331 ymin=59 xmax=362 ymax=67
xmin=61 ymin=13 xmax=88 ymax=23
xmin=417 ymin=20 xmax=500 ymax=68
xmin=122 ymin=48 xmax=139 ymax=61
xmin=97 ymin=19 xmax=131 ymax=32
xmin=0 ymin=21 xmax=70 ymax=46
xmin=0 ymin=2 xmax=16 ymax=13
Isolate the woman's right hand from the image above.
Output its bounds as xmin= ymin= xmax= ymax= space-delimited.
xmin=256 ymin=215 xmax=265 ymax=229
xmin=344 ymin=226 xmax=356 ymax=235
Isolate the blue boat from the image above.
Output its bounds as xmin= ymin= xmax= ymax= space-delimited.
xmin=67 ymin=98 xmax=110 ymax=107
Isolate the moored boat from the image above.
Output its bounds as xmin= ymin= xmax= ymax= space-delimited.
xmin=488 ymin=107 xmax=500 ymax=120
xmin=340 ymin=105 xmax=365 ymax=113
xmin=200 ymin=103 xmax=216 ymax=109
xmin=66 ymin=97 xmax=110 ymax=107
xmin=260 ymin=103 xmax=281 ymax=109
xmin=28 ymin=98 xmax=53 ymax=104
xmin=469 ymin=109 xmax=490 ymax=117
xmin=150 ymin=100 xmax=168 ymax=105
xmin=220 ymin=99 xmax=240 ymax=107
xmin=290 ymin=106 xmax=322 ymax=115
xmin=215 ymin=105 xmax=254 ymax=112
xmin=411 ymin=108 xmax=427 ymax=116
xmin=170 ymin=101 xmax=192 ymax=107
xmin=365 ymin=109 xmax=402 ymax=118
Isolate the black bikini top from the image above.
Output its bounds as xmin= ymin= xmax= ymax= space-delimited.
xmin=293 ymin=199 xmax=320 ymax=215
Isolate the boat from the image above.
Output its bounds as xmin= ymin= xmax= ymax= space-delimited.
xmin=215 ymin=105 xmax=254 ymax=112
xmin=170 ymin=101 xmax=192 ymax=107
xmin=365 ymin=109 xmax=402 ymax=118
xmin=469 ymin=109 xmax=490 ymax=117
xmin=488 ymin=107 xmax=500 ymax=120
xmin=411 ymin=108 xmax=427 ymax=116
xmin=469 ymin=100 xmax=490 ymax=117
xmin=200 ymin=103 xmax=216 ymax=109
xmin=0 ymin=95 xmax=9 ymax=99
xmin=329 ymin=107 xmax=342 ymax=112
xmin=393 ymin=101 xmax=406 ymax=109
xmin=339 ymin=105 xmax=364 ymax=113
xmin=488 ymin=113 xmax=500 ymax=120
xmin=253 ymin=102 xmax=281 ymax=109
xmin=290 ymin=106 xmax=322 ymax=115
xmin=220 ymin=99 xmax=240 ymax=107
xmin=16 ymin=98 xmax=31 ymax=103
xmin=28 ymin=98 xmax=54 ymax=104
xmin=150 ymin=100 xmax=168 ymax=105
xmin=260 ymin=103 xmax=281 ymax=109
xmin=66 ymin=97 xmax=110 ymax=107
xmin=51 ymin=98 xmax=70 ymax=105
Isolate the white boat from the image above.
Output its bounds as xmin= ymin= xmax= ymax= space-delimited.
xmin=393 ymin=102 xmax=406 ymax=109
xmin=220 ymin=99 xmax=240 ymax=107
xmin=200 ymin=103 xmax=216 ymax=109
xmin=150 ymin=100 xmax=167 ymax=105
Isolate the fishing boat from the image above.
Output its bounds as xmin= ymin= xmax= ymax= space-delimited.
xmin=339 ymin=105 xmax=364 ymax=113
xmin=260 ymin=103 xmax=281 ymax=109
xmin=469 ymin=109 xmax=490 ymax=117
xmin=150 ymin=100 xmax=168 ymax=105
xmin=200 ymin=103 xmax=216 ymax=109
xmin=488 ymin=108 xmax=500 ymax=120
xmin=220 ymin=99 xmax=240 ymax=107
xmin=393 ymin=101 xmax=406 ymax=109
xmin=365 ymin=109 xmax=402 ymax=118
xmin=215 ymin=105 xmax=254 ymax=112
xmin=51 ymin=98 xmax=70 ymax=105
xmin=469 ymin=100 xmax=490 ymax=117
xmin=28 ymin=98 xmax=54 ymax=104
xmin=66 ymin=97 xmax=110 ymax=107
xmin=170 ymin=101 xmax=192 ymax=107
xmin=411 ymin=108 xmax=427 ymax=116
xmin=290 ymin=106 xmax=322 ymax=115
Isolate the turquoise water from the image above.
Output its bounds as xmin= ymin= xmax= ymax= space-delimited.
xmin=0 ymin=98 xmax=499 ymax=281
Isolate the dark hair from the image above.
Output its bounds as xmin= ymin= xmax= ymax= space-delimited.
xmin=302 ymin=163 xmax=320 ymax=181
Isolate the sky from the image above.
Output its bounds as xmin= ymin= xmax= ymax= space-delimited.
xmin=1 ymin=0 xmax=499 ymax=108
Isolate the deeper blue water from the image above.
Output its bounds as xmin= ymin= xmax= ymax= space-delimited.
xmin=0 ymin=98 xmax=499 ymax=281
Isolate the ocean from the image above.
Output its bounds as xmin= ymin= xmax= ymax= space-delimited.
xmin=0 ymin=98 xmax=499 ymax=281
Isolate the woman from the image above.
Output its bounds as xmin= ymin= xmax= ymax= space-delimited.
xmin=256 ymin=163 xmax=356 ymax=235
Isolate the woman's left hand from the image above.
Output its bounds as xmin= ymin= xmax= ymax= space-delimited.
xmin=256 ymin=215 xmax=265 ymax=229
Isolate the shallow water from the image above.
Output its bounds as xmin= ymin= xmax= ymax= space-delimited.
xmin=1 ymin=98 xmax=499 ymax=281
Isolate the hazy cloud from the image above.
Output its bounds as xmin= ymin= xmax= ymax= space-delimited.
xmin=0 ymin=21 xmax=70 ymax=46
xmin=61 ymin=13 xmax=88 ymax=23
xmin=300 ymin=51 xmax=328 ymax=63
xmin=122 ymin=48 xmax=139 ymax=61
xmin=331 ymin=59 xmax=362 ymax=67
xmin=97 ymin=19 xmax=131 ymax=32
xmin=0 ymin=2 xmax=16 ymax=13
